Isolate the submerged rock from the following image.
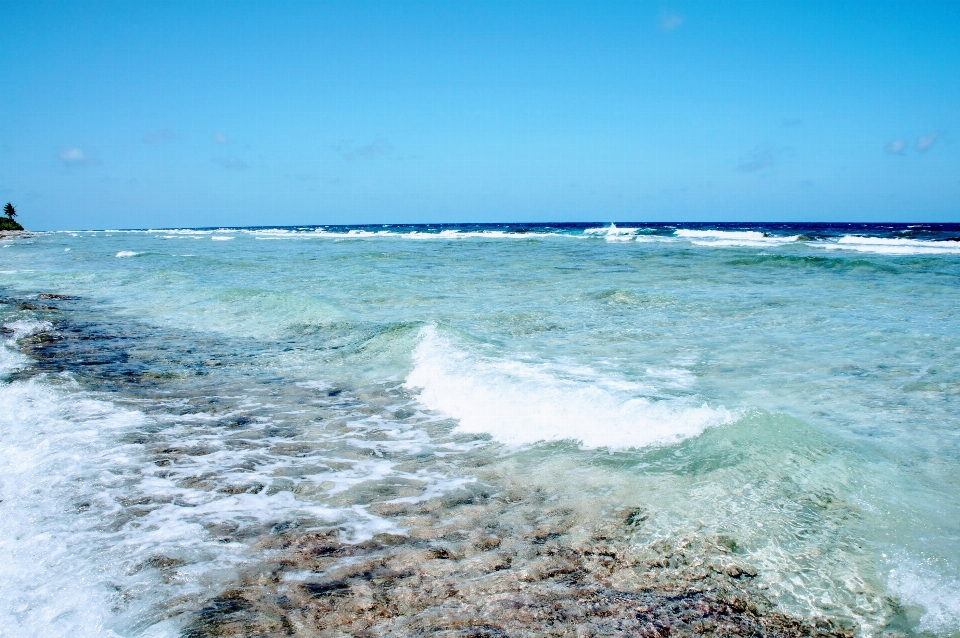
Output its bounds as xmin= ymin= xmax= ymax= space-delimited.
xmin=183 ymin=486 xmax=857 ymax=638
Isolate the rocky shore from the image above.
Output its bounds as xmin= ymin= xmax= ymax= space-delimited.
xmin=182 ymin=477 xmax=860 ymax=638
xmin=0 ymin=290 xmax=896 ymax=638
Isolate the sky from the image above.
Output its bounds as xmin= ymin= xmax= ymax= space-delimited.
xmin=1 ymin=0 xmax=959 ymax=230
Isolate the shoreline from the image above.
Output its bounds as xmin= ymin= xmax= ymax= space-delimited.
xmin=2 ymin=290 xmax=876 ymax=637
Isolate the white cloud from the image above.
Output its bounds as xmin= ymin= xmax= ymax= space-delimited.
xmin=214 ymin=132 xmax=229 ymax=144
xmin=885 ymin=138 xmax=907 ymax=155
xmin=58 ymin=147 xmax=100 ymax=165
xmin=916 ymin=132 xmax=940 ymax=152
xmin=659 ymin=9 xmax=685 ymax=31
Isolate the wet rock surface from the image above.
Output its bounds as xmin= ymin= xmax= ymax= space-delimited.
xmin=183 ymin=484 xmax=856 ymax=638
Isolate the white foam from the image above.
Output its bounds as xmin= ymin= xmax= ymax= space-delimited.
xmin=399 ymin=229 xmax=557 ymax=240
xmin=115 ymin=251 xmax=140 ymax=258
xmin=153 ymin=229 xmax=214 ymax=239
xmin=888 ymin=559 xmax=960 ymax=633
xmin=4 ymin=318 xmax=53 ymax=339
xmin=0 ymin=338 xmax=406 ymax=635
xmin=241 ymin=228 xmax=561 ymax=240
xmin=583 ymin=224 xmax=619 ymax=235
xmin=403 ymin=326 xmax=734 ymax=449
xmin=0 ymin=342 xmax=27 ymax=376
xmin=582 ymin=223 xmax=646 ymax=242
xmin=211 ymin=235 xmax=234 ymax=241
xmin=675 ymin=229 xmax=801 ymax=247
xmin=633 ymin=235 xmax=676 ymax=243
xmin=823 ymin=236 xmax=960 ymax=255
xmin=1 ymin=319 xmax=53 ymax=376
xmin=0 ymin=377 xmax=153 ymax=637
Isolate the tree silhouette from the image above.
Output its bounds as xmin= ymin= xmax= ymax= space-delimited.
xmin=3 ymin=203 xmax=15 ymax=220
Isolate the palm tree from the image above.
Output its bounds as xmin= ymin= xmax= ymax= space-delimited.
xmin=3 ymin=203 xmax=15 ymax=220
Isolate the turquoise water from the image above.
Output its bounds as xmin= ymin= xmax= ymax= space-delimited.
xmin=1 ymin=223 xmax=959 ymax=636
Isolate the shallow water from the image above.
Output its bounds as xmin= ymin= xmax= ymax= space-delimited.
xmin=1 ymin=222 xmax=959 ymax=637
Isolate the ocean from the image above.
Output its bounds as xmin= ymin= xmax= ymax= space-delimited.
xmin=1 ymin=222 xmax=959 ymax=637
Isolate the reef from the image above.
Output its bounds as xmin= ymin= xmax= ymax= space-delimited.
xmin=183 ymin=484 xmax=857 ymax=638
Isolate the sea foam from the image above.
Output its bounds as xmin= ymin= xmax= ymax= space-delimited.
xmin=583 ymin=223 xmax=645 ymax=242
xmin=0 ymin=318 xmax=400 ymax=636
xmin=888 ymin=559 xmax=960 ymax=633
xmin=675 ymin=229 xmax=801 ymax=247
xmin=404 ymin=326 xmax=734 ymax=449
xmin=0 ymin=376 xmax=157 ymax=637
xmin=1 ymin=319 xmax=52 ymax=376
xmin=824 ymin=235 xmax=960 ymax=255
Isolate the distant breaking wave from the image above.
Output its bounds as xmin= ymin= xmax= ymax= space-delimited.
xmin=55 ymin=223 xmax=960 ymax=257
xmin=674 ymin=229 xmax=802 ymax=247
xmin=823 ymin=235 xmax=960 ymax=255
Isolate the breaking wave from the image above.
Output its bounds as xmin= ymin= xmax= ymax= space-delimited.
xmin=675 ymin=229 xmax=802 ymax=247
xmin=823 ymin=235 xmax=960 ymax=255
xmin=404 ymin=325 xmax=734 ymax=449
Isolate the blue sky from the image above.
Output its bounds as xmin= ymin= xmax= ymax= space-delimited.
xmin=1 ymin=0 xmax=959 ymax=230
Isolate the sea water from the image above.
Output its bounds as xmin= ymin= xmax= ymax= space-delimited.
xmin=1 ymin=223 xmax=959 ymax=636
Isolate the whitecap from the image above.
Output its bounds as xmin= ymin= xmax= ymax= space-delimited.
xmin=583 ymin=223 xmax=646 ymax=241
xmin=675 ymin=229 xmax=801 ymax=247
xmin=823 ymin=235 xmax=960 ymax=255
xmin=403 ymin=326 xmax=734 ymax=450
xmin=115 ymin=250 xmax=140 ymax=258
xmin=147 ymin=229 xmax=215 ymax=236
xmin=244 ymin=228 xmax=560 ymax=240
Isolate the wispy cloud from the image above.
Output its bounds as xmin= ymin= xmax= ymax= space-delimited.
xmin=885 ymin=138 xmax=907 ymax=155
xmin=659 ymin=8 xmax=685 ymax=31
xmin=736 ymin=146 xmax=776 ymax=173
xmin=916 ymin=132 xmax=940 ymax=152
xmin=331 ymin=138 xmax=393 ymax=161
xmin=214 ymin=132 xmax=229 ymax=144
xmin=355 ymin=139 xmax=392 ymax=159
xmin=215 ymin=157 xmax=248 ymax=170
xmin=59 ymin=147 xmax=100 ymax=166
xmin=143 ymin=128 xmax=178 ymax=144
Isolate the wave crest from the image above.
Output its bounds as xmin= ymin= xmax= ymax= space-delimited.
xmin=675 ymin=229 xmax=801 ymax=247
xmin=825 ymin=235 xmax=960 ymax=255
xmin=404 ymin=326 xmax=734 ymax=449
